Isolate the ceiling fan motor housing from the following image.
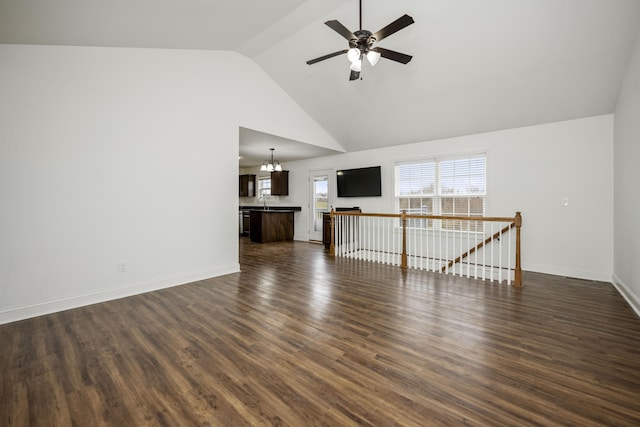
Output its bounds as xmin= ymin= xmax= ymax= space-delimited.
xmin=351 ymin=30 xmax=375 ymax=53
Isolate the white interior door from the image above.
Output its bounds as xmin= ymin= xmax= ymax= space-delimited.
xmin=309 ymin=170 xmax=332 ymax=241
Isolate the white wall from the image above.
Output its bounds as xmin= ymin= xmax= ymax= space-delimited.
xmin=613 ymin=31 xmax=640 ymax=316
xmin=0 ymin=44 xmax=339 ymax=324
xmin=286 ymin=115 xmax=614 ymax=282
xmin=0 ymin=43 xmax=623 ymax=322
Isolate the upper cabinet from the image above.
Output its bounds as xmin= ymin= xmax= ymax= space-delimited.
xmin=270 ymin=171 xmax=289 ymax=196
xmin=239 ymin=174 xmax=256 ymax=197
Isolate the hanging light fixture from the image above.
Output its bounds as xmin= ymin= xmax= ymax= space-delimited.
xmin=347 ymin=47 xmax=361 ymax=63
xmin=346 ymin=44 xmax=379 ymax=74
xmin=366 ymin=50 xmax=381 ymax=66
xmin=349 ymin=58 xmax=362 ymax=72
xmin=260 ymin=148 xmax=282 ymax=172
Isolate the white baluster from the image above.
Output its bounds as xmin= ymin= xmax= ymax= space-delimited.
xmin=468 ymin=219 xmax=471 ymax=279
xmin=490 ymin=222 xmax=495 ymax=282
xmin=364 ymin=215 xmax=367 ymax=260
xmin=507 ymin=222 xmax=512 ymax=285
xmin=383 ymin=216 xmax=387 ymax=265
xmin=473 ymin=220 xmax=478 ymax=280
xmin=481 ymin=222 xmax=486 ymax=281
xmin=498 ymin=225 xmax=503 ymax=283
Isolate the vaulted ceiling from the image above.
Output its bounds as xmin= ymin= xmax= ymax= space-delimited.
xmin=2 ymin=0 xmax=639 ymax=166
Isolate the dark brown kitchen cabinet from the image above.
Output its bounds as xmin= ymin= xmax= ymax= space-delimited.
xmin=270 ymin=171 xmax=289 ymax=196
xmin=239 ymin=174 xmax=256 ymax=197
xmin=322 ymin=213 xmax=331 ymax=249
xmin=249 ymin=210 xmax=294 ymax=243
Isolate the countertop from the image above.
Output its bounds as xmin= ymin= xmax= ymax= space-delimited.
xmin=239 ymin=206 xmax=302 ymax=212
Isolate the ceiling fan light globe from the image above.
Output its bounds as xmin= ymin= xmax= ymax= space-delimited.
xmin=347 ymin=48 xmax=361 ymax=63
xmin=350 ymin=59 xmax=362 ymax=72
xmin=366 ymin=50 xmax=381 ymax=66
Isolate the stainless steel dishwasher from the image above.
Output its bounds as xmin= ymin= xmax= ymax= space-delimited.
xmin=241 ymin=210 xmax=251 ymax=236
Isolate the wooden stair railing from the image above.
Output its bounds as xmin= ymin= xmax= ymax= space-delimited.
xmin=330 ymin=210 xmax=523 ymax=286
xmin=442 ymin=222 xmax=515 ymax=272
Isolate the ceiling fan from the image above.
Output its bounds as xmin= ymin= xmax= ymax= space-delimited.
xmin=306 ymin=0 xmax=415 ymax=81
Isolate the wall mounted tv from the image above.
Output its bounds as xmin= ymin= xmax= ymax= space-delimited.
xmin=336 ymin=166 xmax=382 ymax=197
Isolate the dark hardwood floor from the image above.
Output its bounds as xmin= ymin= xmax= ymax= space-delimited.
xmin=2 ymin=237 xmax=640 ymax=426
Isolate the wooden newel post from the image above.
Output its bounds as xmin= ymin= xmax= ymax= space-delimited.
xmin=329 ymin=209 xmax=335 ymax=256
xmin=401 ymin=210 xmax=408 ymax=269
xmin=514 ymin=211 xmax=522 ymax=287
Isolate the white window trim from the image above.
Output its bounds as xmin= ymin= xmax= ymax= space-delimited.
xmin=257 ymin=176 xmax=271 ymax=199
xmin=394 ymin=153 xmax=487 ymax=233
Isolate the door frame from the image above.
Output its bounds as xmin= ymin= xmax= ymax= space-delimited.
xmin=308 ymin=169 xmax=333 ymax=241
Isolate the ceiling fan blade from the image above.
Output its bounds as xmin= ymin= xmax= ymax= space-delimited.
xmin=349 ymin=70 xmax=360 ymax=81
xmin=372 ymin=47 xmax=413 ymax=64
xmin=325 ymin=20 xmax=357 ymax=41
xmin=307 ymin=50 xmax=348 ymax=65
xmin=371 ymin=14 xmax=415 ymax=43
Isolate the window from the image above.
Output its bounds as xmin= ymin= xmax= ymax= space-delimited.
xmin=258 ymin=176 xmax=271 ymax=198
xmin=395 ymin=154 xmax=486 ymax=231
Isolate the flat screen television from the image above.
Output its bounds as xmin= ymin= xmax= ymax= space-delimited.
xmin=336 ymin=166 xmax=381 ymax=197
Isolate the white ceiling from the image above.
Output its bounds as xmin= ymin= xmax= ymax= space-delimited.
xmin=2 ymin=0 xmax=639 ymax=163
xmin=239 ymin=128 xmax=342 ymax=167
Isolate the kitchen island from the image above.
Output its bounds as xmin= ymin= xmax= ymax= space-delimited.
xmin=239 ymin=206 xmax=301 ymax=239
xmin=248 ymin=209 xmax=296 ymax=243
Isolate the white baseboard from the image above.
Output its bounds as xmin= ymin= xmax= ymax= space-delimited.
xmin=0 ymin=264 xmax=240 ymax=325
xmin=523 ymin=263 xmax=612 ymax=282
xmin=612 ymin=274 xmax=640 ymax=318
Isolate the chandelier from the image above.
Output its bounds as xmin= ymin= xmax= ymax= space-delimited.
xmin=260 ymin=148 xmax=282 ymax=172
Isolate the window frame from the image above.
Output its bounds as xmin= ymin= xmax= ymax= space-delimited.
xmin=257 ymin=176 xmax=271 ymax=199
xmin=394 ymin=153 xmax=487 ymax=232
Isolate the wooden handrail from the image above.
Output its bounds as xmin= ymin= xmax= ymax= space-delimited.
xmin=333 ymin=210 xmax=516 ymax=223
xmin=329 ymin=210 xmax=523 ymax=286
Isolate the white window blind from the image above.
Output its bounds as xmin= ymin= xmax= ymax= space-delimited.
xmin=395 ymin=154 xmax=487 ymax=230
xmin=439 ymin=157 xmax=486 ymax=196
xmin=395 ymin=160 xmax=436 ymax=196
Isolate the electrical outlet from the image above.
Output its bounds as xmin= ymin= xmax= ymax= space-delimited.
xmin=117 ymin=261 xmax=127 ymax=273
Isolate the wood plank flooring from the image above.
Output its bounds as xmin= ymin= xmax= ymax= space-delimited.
xmin=2 ymin=237 xmax=640 ymax=426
